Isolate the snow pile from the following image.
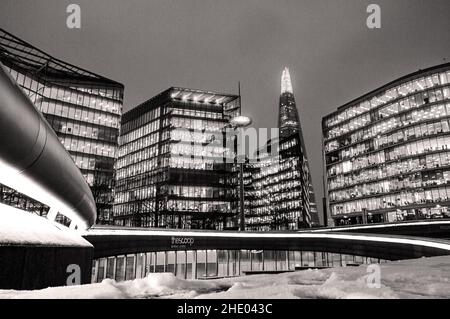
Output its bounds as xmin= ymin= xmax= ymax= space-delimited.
xmin=0 ymin=273 xmax=232 ymax=299
xmin=1 ymin=255 xmax=450 ymax=299
xmin=0 ymin=282 xmax=122 ymax=299
xmin=0 ymin=203 xmax=91 ymax=247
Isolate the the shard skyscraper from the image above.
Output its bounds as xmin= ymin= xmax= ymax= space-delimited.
xmin=244 ymin=68 xmax=319 ymax=230
xmin=278 ymin=67 xmax=319 ymax=227
xmin=279 ymin=67 xmax=301 ymax=138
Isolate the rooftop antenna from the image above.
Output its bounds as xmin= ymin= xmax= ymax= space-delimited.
xmin=238 ymin=81 xmax=242 ymax=115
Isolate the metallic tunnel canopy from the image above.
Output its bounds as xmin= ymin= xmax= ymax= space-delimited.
xmin=0 ymin=65 xmax=96 ymax=228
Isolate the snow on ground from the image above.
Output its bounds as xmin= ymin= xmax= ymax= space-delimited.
xmin=1 ymin=256 xmax=450 ymax=299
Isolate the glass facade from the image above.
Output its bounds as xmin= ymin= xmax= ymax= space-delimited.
xmin=243 ymin=68 xmax=319 ymax=230
xmin=244 ymin=136 xmax=316 ymax=230
xmin=113 ymin=87 xmax=241 ymax=229
xmin=279 ymin=67 xmax=302 ymax=139
xmin=0 ymin=184 xmax=49 ymax=217
xmin=322 ymin=63 xmax=450 ymax=226
xmin=92 ymin=249 xmax=386 ymax=283
xmin=0 ymin=29 xmax=124 ymax=224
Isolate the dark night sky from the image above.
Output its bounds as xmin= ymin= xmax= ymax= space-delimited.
xmin=1 ymin=0 xmax=449 ymax=223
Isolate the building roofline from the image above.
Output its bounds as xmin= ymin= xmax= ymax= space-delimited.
xmin=170 ymin=86 xmax=239 ymax=99
xmin=122 ymin=86 xmax=240 ymax=123
xmin=0 ymin=28 xmax=124 ymax=88
xmin=323 ymin=62 xmax=450 ymax=121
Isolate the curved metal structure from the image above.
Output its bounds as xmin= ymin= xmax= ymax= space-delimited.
xmin=84 ymin=227 xmax=450 ymax=260
xmin=308 ymin=219 xmax=450 ymax=239
xmin=0 ymin=65 xmax=96 ymax=228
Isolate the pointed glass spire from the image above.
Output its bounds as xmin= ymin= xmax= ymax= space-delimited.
xmin=281 ymin=67 xmax=293 ymax=94
xmin=278 ymin=67 xmax=319 ymax=227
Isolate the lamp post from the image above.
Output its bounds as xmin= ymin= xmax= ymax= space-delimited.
xmin=229 ymin=115 xmax=252 ymax=231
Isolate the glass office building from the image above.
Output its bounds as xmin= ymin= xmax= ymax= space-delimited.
xmin=0 ymin=28 xmax=124 ymax=224
xmin=323 ymin=63 xmax=450 ymax=226
xmin=244 ymin=68 xmax=319 ymax=230
xmin=113 ymin=87 xmax=241 ymax=229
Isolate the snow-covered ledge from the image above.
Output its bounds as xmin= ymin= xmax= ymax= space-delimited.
xmin=0 ymin=203 xmax=93 ymax=290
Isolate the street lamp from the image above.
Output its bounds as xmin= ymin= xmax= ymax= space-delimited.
xmin=230 ymin=115 xmax=252 ymax=128
xmin=229 ymin=115 xmax=252 ymax=232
